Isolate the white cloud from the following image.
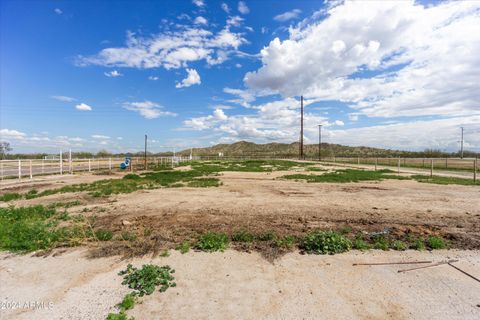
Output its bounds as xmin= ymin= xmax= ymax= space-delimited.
xmin=226 ymin=16 xmax=244 ymax=27
xmin=148 ymin=76 xmax=159 ymax=81
xmin=223 ymin=87 xmax=255 ymax=107
xmin=192 ymin=0 xmax=205 ymax=8
xmin=235 ymin=63 xmax=242 ymax=68
xmin=238 ymin=1 xmax=249 ymax=14
xmin=334 ymin=120 xmax=344 ymax=126
xmin=91 ymin=135 xmax=110 ymax=139
xmin=77 ymin=26 xmax=247 ymax=71
xmin=0 ymin=129 xmax=27 ymax=140
xmin=244 ymin=1 xmax=480 ymax=119
xmin=51 ymin=95 xmax=76 ymax=102
xmin=176 ymin=68 xmax=201 ymax=88
xmin=123 ymin=101 xmax=177 ymax=119
xmin=194 ymin=16 xmax=208 ymax=25
xmin=54 ymin=8 xmax=62 ymax=15
xmin=261 ymin=27 xmax=268 ymax=34
xmin=104 ymin=70 xmax=122 ymax=77
xmin=274 ymin=9 xmax=301 ymax=22
xmin=75 ymin=103 xmax=93 ymax=111
xmin=221 ymin=3 xmax=230 ymax=13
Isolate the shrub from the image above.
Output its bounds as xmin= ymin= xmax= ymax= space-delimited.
xmin=372 ymin=235 xmax=389 ymax=250
xmin=123 ymin=174 xmax=141 ymax=180
xmin=391 ymin=240 xmax=407 ymax=251
xmin=95 ymin=229 xmax=113 ymax=241
xmin=353 ymin=235 xmax=371 ymax=251
xmin=118 ymin=293 xmax=136 ymax=312
xmin=196 ymin=232 xmax=229 ymax=252
xmin=119 ymin=264 xmax=176 ymax=297
xmin=411 ymin=238 xmax=426 ymax=250
xmin=302 ymin=231 xmax=352 ymax=254
xmin=427 ymin=236 xmax=447 ymax=249
xmin=231 ymin=230 xmax=255 ymax=243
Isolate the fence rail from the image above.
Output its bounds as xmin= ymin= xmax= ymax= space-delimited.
xmin=0 ymin=156 xmax=477 ymax=183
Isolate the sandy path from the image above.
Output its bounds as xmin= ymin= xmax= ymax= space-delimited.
xmin=1 ymin=249 xmax=479 ymax=320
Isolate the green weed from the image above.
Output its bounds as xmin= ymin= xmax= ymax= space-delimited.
xmin=282 ymin=169 xmax=409 ymax=183
xmin=119 ymin=264 xmax=176 ymax=297
xmin=175 ymin=241 xmax=191 ymax=254
xmin=0 ymin=192 xmax=22 ymax=202
xmin=302 ymin=231 xmax=352 ymax=254
xmin=196 ymin=232 xmax=229 ymax=252
xmin=427 ymin=236 xmax=447 ymax=249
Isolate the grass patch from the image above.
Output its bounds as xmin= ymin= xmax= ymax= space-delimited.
xmin=301 ymin=230 xmax=352 ymax=254
xmin=352 ymin=234 xmax=372 ymax=251
xmin=0 ymin=205 xmax=95 ymax=252
xmin=411 ymin=238 xmax=426 ymax=250
xmin=391 ymin=240 xmax=407 ymax=251
xmin=427 ymin=236 xmax=447 ymax=249
xmin=175 ymin=241 xmax=191 ymax=254
xmin=95 ymin=229 xmax=114 ymax=241
xmin=196 ymin=232 xmax=229 ymax=252
xmin=231 ymin=229 xmax=256 ymax=243
xmin=118 ymin=293 xmax=136 ymax=312
xmin=411 ymin=175 xmax=479 ymax=186
xmin=0 ymin=192 xmax=22 ymax=202
xmin=372 ymin=235 xmax=390 ymax=250
xmin=282 ymin=169 xmax=409 ymax=183
xmin=189 ymin=159 xmax=315 ymax=173
xmin=119 ymin=264 xmax=176 ymax=297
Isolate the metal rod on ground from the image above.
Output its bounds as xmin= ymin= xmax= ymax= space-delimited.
xmin=448 ymin=262 xmax=480 ymax=283
xmin=353 ymin=260 xmax=432 ymax=266
xmin=398 ymin=260 xmax=458 ymax=273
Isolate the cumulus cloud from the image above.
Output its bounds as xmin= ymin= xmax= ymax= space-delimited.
xmin=238 ymin=1 xmax=249 ymax=14
xmin=0 ymin=129 xmax=27 ymax=140
xmin=91 ymin=134 xmax=110 ymax=139
xmin=244 ymin=1 xmax=480 ymax=119
xmin=104 ymin=70 xmax=122 ymax=77
xmin=176 ymin=68 xmax=201 ymax=88
xmin=148 ymin=76 xmax=159 ymax=81
xmin=334 ymin=120 xmax=344 ymax=126
xmin=221 ymin=3 xmax=230 ymax=13
xmin=274 ymin=9 xmax=301 ymax=22
xmin=193 ymin=16 xmax=208 ymax=25
xmin=54 ymin=8 xmax=62 ymax=15
xmin=51 ymin=95 xmax=76 ymax=102
xmin=77 ymin=26 xmax=246 ymax=70
xmin=192 ymin=0 xmax=205 ymax=8
xmin=123 ymin=101 xmax=177 ymax=119
xmin=184 ymin=97 xmax=327 ymax=143
xmin=75 ymin=103 xmax=93 ymax=111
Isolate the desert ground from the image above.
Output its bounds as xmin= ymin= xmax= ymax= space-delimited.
xmin=1 ymin=161 xmax=479 ymax=319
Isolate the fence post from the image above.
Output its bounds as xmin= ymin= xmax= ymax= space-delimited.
xmin=357 ymin=157 xmax=360 ymax=165
xmin=445 ymin=157 xmax=448 ymax=169
xmin=88 ymin=159 xmax=91 ymax=172
xmin=60 ymin=151 xmax=63 ymax=175
xmin=430 ymin=159 xmax=434 ymax=177
xmin=42 ymin=159 xmax=45 ymax=174
xmin=0 ymin=161 xmax=3 ymax=181
xmin=474 ymin=159 xmax=477 ymax=183
xmin=18 ymin=159 xmax=21 ymax=179
xmin=375 ymin=158 xmax=378 ymax=171
xmin=69 ymin=149 xmax=72 ymax=174
xmin=109 ymin=158 xmax=112 ymax=171
xmin=29 ymin=160 xmax=33 ymax=179
xmin=398 ymin=157 xmax=401 ymax=175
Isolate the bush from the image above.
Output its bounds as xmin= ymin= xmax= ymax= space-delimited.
xmin=95 ymin=229 xmax=113 ymax=241
xmin=302 ymin=231 xmax=352 ymax=254
xmin=391 ymin=240 xmax=407 ymax=251
xmin=196 ymin=232 xmax=229 ymax=252
xmin=372 ymin=235 xmax=389 ymax=250
xmin=427 ymin=236 xmax=447 ymax=249
xmin=411 ymin=238 xmax=426 ymax=250
xmin=353 ymin=235 xmax=371 ymax=251
xmin=118 ymin=293 xmax=136 ymax=311
xmin=231 ymin=230 xmax=255 ymax=243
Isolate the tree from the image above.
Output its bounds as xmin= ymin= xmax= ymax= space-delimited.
xmin=0 ymin=141 xmax=12 ymax=159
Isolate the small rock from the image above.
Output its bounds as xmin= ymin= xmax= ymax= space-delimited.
xmin=122 ymin=220 xmax=132 ymax=226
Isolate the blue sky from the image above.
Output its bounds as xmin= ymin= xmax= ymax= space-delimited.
xmin=1 ymin=0 xmax=479 ymax=153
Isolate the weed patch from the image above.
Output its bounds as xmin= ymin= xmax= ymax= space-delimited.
xmin=411 ymin=175 xmax=479 ymax=186
xmin=301 ymin=231 xmax=352 ymax=254
xmin=196 ymin=232 xmax=229 ymax=252
xmin=427 ymin=236 xmax=447 ymax=249
xmin=282 ymin=169 xmax=409 ymax=183
xmin=119 ymin=264 xmax=176 ymax=297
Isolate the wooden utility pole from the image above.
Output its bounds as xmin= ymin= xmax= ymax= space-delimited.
xmin=144 ymin=134 xmax=148 ymax=170
xmin=299 ymin=96 xmax=304 ymax=160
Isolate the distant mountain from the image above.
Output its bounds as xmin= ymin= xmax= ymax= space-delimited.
xmin=174 ymin=141 xmax=475 ymax=158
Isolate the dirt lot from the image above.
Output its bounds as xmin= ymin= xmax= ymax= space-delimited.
xmin=1 ymin=165 xmax=479 ymax=319
xmin=1 ymin=249 xmax=479 ymax=320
